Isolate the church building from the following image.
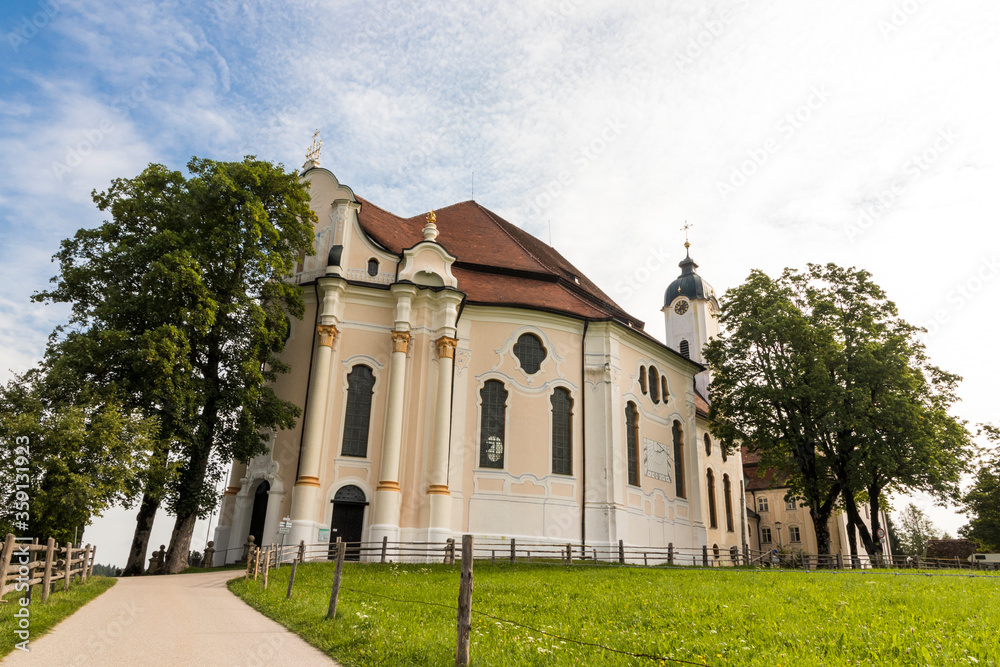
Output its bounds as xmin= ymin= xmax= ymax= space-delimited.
xmin=213 ymin=151 xmax=747 ymax=561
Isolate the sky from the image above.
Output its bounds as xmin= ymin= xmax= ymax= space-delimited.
xmin=1 ymin=0 xmax=998 ymax=567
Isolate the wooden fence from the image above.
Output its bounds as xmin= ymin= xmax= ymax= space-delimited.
xmin=238 ymin=535 xmax=986 ymax=572
xmin=0 ymin=534 xmax=97 ymax=601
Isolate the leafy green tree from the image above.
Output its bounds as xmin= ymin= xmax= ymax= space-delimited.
xmin=705 ymin=264 xmax=972 ymax=557
xmin=34 ymin=156 xmax=316 ymax=573
xmin=0 ymin=367 xmax=156 ymax=543
xmin=959 ymin=425 xmax=1000 ymax=551
xmin=894 ymin=503 xmax=939 ymax=556
xmin=704 ymin=268 xmax=843 ymax=554
xmin=789 ymin=264 xmax=971 ymax=559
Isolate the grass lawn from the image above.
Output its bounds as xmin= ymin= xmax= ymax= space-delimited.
xmin=0 ymin=576 xmax=116 ymax=658
xmin=228 ymin=562 xmax=1000 ymax=666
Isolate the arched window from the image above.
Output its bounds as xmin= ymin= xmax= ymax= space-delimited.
xmin=713 ymin=544 xmax=720 ymax=560
xmin=723 ymin=474 xmax=734 ymax=532
xmin=704 ymin=433 xmax=712 ymax=456
xmin=551 ymin=387 xmax=573 ymax=475
xmin=707 ymin=469 xmax=717 ymax=528
xmin=648 ymin=366 xmax=659 ymax=403
xmin=367 ymin=258 xmax=379 ymax=276
xmin=513 ymin=333 xmax=546 ymax=374
xmin=479 ymin=380 xmax=508 ymax=468
xmin=661 ymin=376 xmax=668 ymax=401
xmin=625 ymin=402 xmax=639 ymax=486
xmin=672 ymin=420 xmax=685 ymax=498
xmin=342 ymin=365 xmax=375 ymax=457
xmin=639 ymin=366 xmax=647 ymax=394
xmin=679 ymin=339 xmax=690 ymax=359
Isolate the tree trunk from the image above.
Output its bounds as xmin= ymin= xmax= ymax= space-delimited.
xmin=811 ymin=506 xmax=834 ymax=556
xmin=842 ymin=493 xmax=877 ymax=557
xmin=847 ymin=515 xmax=860 ymax=569
xmin=122 ymin=490 xmax=160 ymax=576
xmin=868 ymin=486 xmax=884 ymax=565
xmin=164 ymin=340 xmax=223 ymax=574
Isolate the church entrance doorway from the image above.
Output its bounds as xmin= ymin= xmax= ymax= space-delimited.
xmin=248 ymin=481 xmax=270 ymax=548
xmin=330 ymin=485 xmax=367 ymax=561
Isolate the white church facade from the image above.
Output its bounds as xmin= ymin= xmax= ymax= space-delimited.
xmin=213 ymin=156 xmax=747 ymax=562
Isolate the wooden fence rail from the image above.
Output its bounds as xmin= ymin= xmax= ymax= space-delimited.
xmin=0 ymin=534 xmax=97 ymax=601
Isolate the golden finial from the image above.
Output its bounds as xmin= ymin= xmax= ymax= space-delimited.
xmin=305 ymin=129 xmax=322 ymax=164
xmin=681 ymin=221 xmax=692 ymax=251
xmin=422 ymin=210 xmax=438 ymax=241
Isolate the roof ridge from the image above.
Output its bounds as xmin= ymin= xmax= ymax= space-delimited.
xmin=473 ymin=201 xmax=551 ymax=274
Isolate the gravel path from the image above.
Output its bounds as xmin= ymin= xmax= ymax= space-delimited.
xmin=2 ymin=570 xmax=338 ymax=666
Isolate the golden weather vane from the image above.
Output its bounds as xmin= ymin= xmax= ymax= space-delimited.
xmin=305 ymin=129 xmax=322 ymax=163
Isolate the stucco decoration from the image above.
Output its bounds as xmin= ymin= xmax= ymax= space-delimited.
xmin=492 ymin=326 xmax=566 ymax=384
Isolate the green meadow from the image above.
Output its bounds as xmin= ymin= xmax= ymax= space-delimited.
xmin=229 ymin=562 xmax=1000 ymax=666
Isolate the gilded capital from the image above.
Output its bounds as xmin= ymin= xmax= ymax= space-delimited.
xmin=317 ymin=324 xmax=339 ymax=348
xmin=391 ymin=330 xmax=411 ymax=354
xmin=435 ymin=336 xmax=458 ymax=360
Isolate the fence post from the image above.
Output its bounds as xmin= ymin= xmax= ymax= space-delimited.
xmin=566 ymin=543 xmax=572 ymax=565
xmin=510 ymin=539 xmax=516 ymax=565
xmin=702 ymin=545 xmax=708 ymax=567
xmin=643 ymin=552 xmax=648 ymax=567
xmin=743 ymin=545 xmax=749 ymax=566
xmin=63 ymin=542 xmax=72 ymax=592
xmin=245 ymin=547 xmax=253 ymax=579
xmin=298 ymin=540 xmax=306 ymax=564
xmin=456 ymin=534 xmax=474 ymax=667
xmin=263 ymin=547 xmax=271 ymax=589
xmin=802 ymin=553 xmax=808 ymax=571
xmin=446 ymin=538 xmax=456 ymax=565
xmin=41 ymin=538 xmax=55 ymax=603
xmin=836 ymin=553 xmax=843 ymax=570
xmin=618 ymin=539 xmax=625 ymax=565
xmin=667 ymin=543 xmax=674 ymax=566
xmin=593 ymin=548 xmax=598 ymax=562
xmin=381 ymin=536 xmax=388 ymax=563
xmin=0 ymin=534 xmax=14 ymax=597
xmin=89 ymin=544 xmax=97 ymax=578
xmin=491 ymin=550 xmax=495 ymax=565
xmin=81 ymin=545 xmax=91 ymax=583
xmin=286 ymin=559 xmax=298 ymax=600
xmin=326 ymin=541 xmax=347 ymax=621
xmin=914 ymin=555 xmax=920 ymax=569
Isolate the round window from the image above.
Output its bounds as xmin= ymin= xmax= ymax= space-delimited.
xmin=486 ymin=435 xmax=503 ymax=463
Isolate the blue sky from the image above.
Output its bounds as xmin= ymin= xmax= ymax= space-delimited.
xmin=2 ymin=0 xmax=998 ymax=565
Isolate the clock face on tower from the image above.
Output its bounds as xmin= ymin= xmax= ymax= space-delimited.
xmin=674 ymin=300 xmax=689 ymax=315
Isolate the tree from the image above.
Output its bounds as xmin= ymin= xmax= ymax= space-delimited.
xmin=959 ymin=425 xmax=1000 ymax=551
xmin=894 ymin=503 xmax=939 ymax=556
xmin=34 ymin=156 xmax=316 ymax=573
xmin=704 ymin=268 xmax=843 ymax=554
xmin=0 ymin=366 xmax=155 ymax=543
xmin=788 ymin=264 xmax=971 ymax=560
xmin=705 ymin=264 xmax=972 ymax=558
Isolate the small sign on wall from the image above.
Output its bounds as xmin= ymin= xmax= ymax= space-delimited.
xmin=318 ymin=528 xmax=330 ymax=542
xmin=643 ymin=438 xmax=673 ymax=483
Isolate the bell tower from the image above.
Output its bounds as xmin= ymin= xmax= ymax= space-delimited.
xmin=662 ymin=229 xmax=719 ymax=396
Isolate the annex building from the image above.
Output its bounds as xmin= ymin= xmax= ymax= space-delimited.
xmin=213 ymin=152 xmax=747 ymax=561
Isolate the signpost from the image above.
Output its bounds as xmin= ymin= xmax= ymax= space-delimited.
xmin=278 ymin=516 xmax=292 ymax=566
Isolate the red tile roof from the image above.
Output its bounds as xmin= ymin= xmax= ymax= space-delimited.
xmin=742 ymin=445 xmax=793 ymax=491
xmin=356 ymin=197 xmax=642 ymax=327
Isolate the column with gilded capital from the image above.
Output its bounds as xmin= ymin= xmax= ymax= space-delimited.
xmin=427 ymin=335 xmax=458 ymax=540
xmin=288 ymin=323 xmax=338 ymax=545
xmin=369 ymin=330 xmax=411 ymax=545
